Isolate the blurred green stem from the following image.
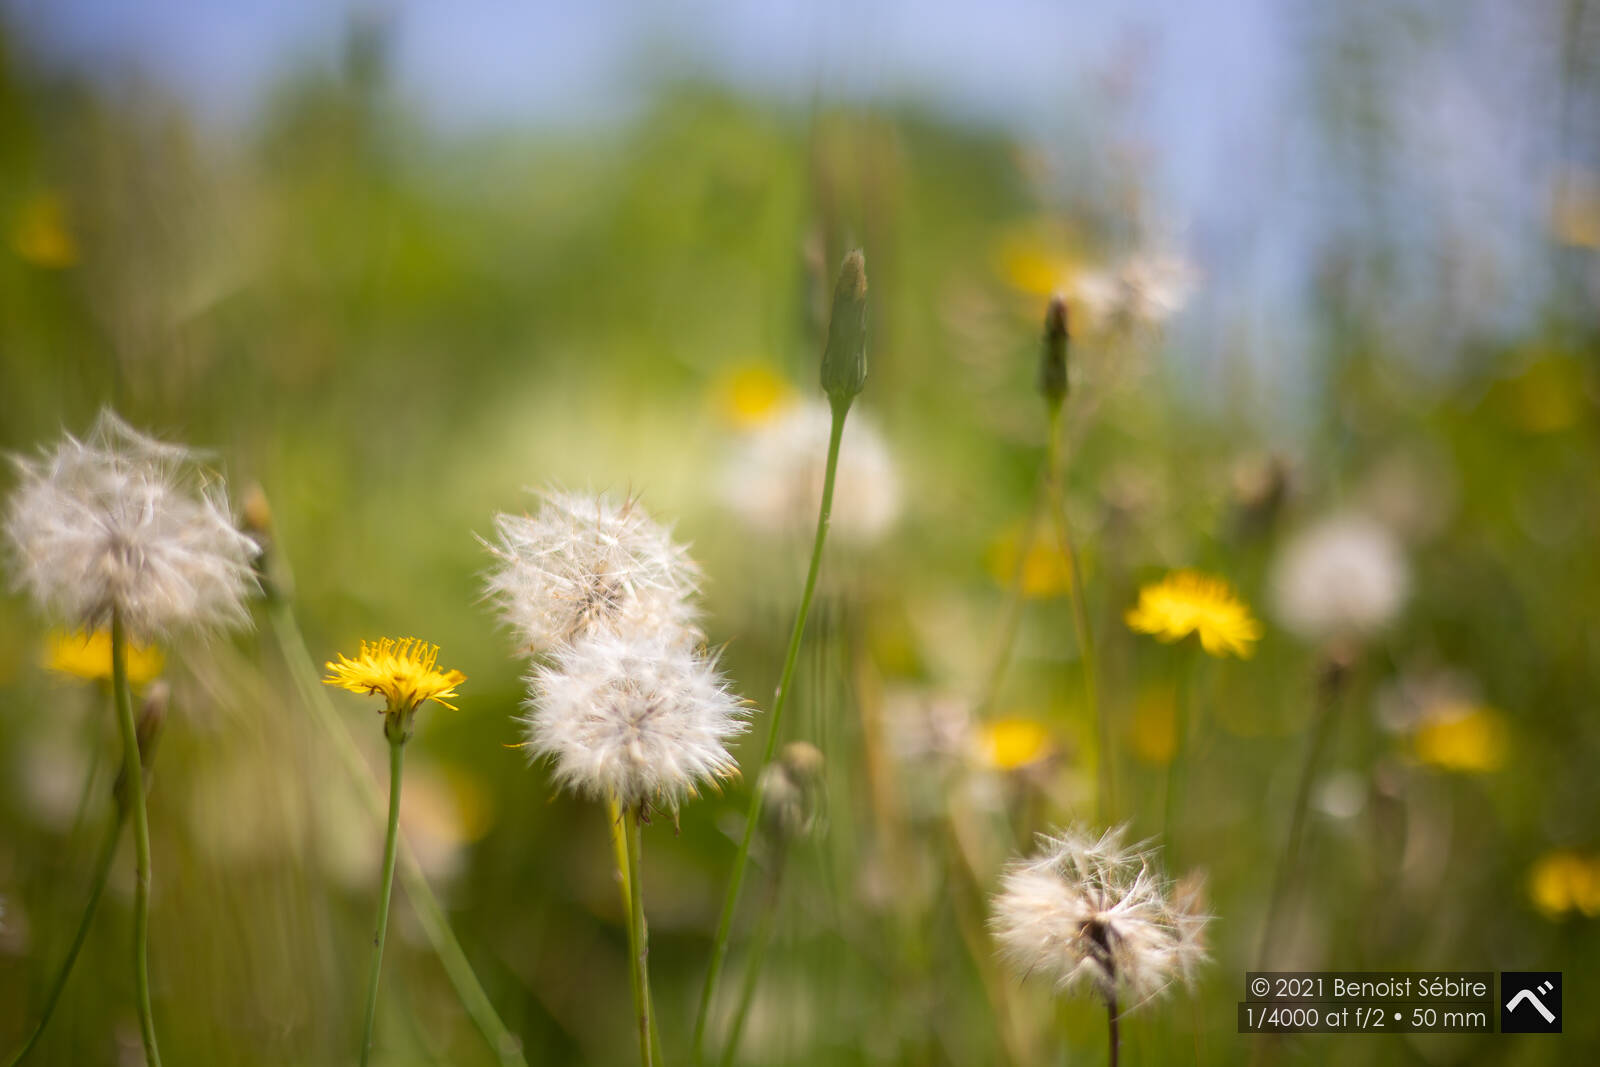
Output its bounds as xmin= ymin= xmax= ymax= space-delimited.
xmin=1257 ymin=669 xmax=1344 ymax=969
xmin=360 ymin=734 xmax=405 ymax=1067
xmin=693 ymin=400 xmax=847 ymax=1062
xmin=1163 ymin=643 xmax=1197 ymax=866
xmin=718 ymin=854 xmax=786 ymax=1067
xmin=6 ymin=807 xmax=125 ymax=1066
xmin=973 ymin=469 xmax=1048 ymax=721
xmin=623 ymin=808 xmax=654 ymax=1067
xmin=267 ymin=596 xmax=528 ymax=1066
xmin=1106 ymin=992 xmax=1120 ymax=1067
xmin=111 ymin=610 xmax=162 ymax=1067
xmin=1044 ymin=405 xmax=1110 ymax=822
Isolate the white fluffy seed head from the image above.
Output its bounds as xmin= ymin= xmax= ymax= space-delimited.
xmin=1271 ymin=512 xmax=1409 ymax=642
xmin=481 ymin=490 xmax=701 ymax=656
xmin=524 ymin=630 xmax=749 ymax=813
xmin=1073 ymin=251 xmax=1199 ymax=330
xmin=4 ymin=410 xmax=260 ymax=640
xmin=718 ymin=399 xmax=901 ymax=544
xmin=990 ymin=826 xmax=1208 ymax=1007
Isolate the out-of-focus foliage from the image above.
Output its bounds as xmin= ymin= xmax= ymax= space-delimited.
xmin=1 ymin=10 xmax=1598 ymax=1067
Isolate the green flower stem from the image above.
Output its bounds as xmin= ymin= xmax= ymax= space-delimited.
xmin=623 ymin=808 xmax=654 ymax=1067
xmin=359 ymin=733 xmax=406 ymax=1066
xmin=6 ymin=805 xmax=125 ymax=1066
xmin=267 ymin=598 xmax=527 ymax=1066
xmin=1107 ymin=991 xmax=1120 ymax=1067
xmin=972 ymin=467 xmax=1049 ymax=721
xmin=606 ymin=798 xmax=663 ymax=1066
xmin=1163 ymin=642 xmax=1198 ymax=866
xmin=111 ymin=610 xmax=162 ymax=1067
xmin=1257 ymin=670 xmax=1344 ymax=969
xmin=718 ymin=854 xmax=786 ymax=1067
xmin=1044 ymin=405 xmax=1110 ymax=822
xmin=692 ymin=399 xmax=848 ymax=1063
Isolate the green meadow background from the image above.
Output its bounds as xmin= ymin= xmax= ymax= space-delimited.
xmin=1 ymin=13 xmax=1598 ymax=1067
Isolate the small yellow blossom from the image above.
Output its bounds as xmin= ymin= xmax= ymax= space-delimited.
xmin=978 ymin=717 xmax=1055 ymax=771
xmin=11 ymin=191 xmax=79 ymax=269
xmin=1126 ymin=570 xmax=1262 ymax=659
xmin=994 ymin=225 xmax=1083 ymax=297
xmin=45 ymin=629 xmax=164 ymax=685
xmin=712 ymin=363 xmax=795 ymax=428
xmin=1411 ymin=705 xmax=1506 ymax=773
xmin=324 ymin=637 xmax=465 ymax=720
xmin=986 ymin=522 xmax=1074 ymax=598
xmin=1529 ymin=851 xmax=1600 ymax=920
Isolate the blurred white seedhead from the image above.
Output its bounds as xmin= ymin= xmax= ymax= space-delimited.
xmin=4 ymin=410 xmax=259 ymax=640
xmin=482 ymin=489 xmax=701 ymax=655
xmin=1073 ymin=251 xmax=1199 ymax=330
xmin=991 ymin=826 xmax=1208 ymax=1007
xmin=719 ymin=399 xmax=900 ymax=544
xmin=1271 ymin=512 xmax=1409 ymax=643
xmin=525 ymin=630 xmax=748 ymax=814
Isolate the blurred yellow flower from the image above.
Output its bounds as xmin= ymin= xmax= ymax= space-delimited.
xmin=711 ymin=363 xmax=795 ymax=428
xmin=45 ymin=629 xmax=163 ymax=685
xmin=1129 ymin=689 xmax=1176 ymax=766
xmin=11 ymin=191 xmax=79 ymax=269
xmin=1126 ymin=570 xmax=1261 ymax=659
xmin=324 ymin=637 xmax=465 ymax=716
xmin=993 ymin=223 xmax=1084 ymax=297
xmin=986 ymin=522 xmax=1073 ymax=598
xmin=977 ymin=717 xmax=1054 ymax=771
xmin=1411 ymin=705 xmax=1506 ymax=773
xmin=1529 ymin=851 xmax=1600 ymax=920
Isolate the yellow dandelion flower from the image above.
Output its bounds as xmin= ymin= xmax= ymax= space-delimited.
xmin=986 ymin=523 xmax=1074 ymax=599
xmin=712 ymin=363 xmax=795 ymax=428
xmin=978 ymin=717 xmax=1055 ymax=771
xmin=1528 ymin=851 xmax=1600 ymax=920
xmin=993 ymin=224 xmax=1084 ymax=297
xmin=1125 ymin=570 xmax=1262 ymax=659
xmin=1411 ymin=705 xmax=1506 ymax=773
xmin=323 ymin=637 xmax=465 ymax=722
xmin=45 ymin=629 xmax=164 ymax=685
xmin=11 ymin=191 xmax=79 ymax=269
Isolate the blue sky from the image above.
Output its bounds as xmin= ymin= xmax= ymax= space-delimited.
xmin=3 ymin=0 xmax=1575 ymax=401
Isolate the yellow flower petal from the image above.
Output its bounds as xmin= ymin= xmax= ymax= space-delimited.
xmin=323 ymin=637 xmax=465 ymax=717
xmin=44 ymin=629 xmax=164 ymax=686
xmin=1126 ymin=570 xmax=1261 ymax=659
xmin=978 ymin=717 xmax=1055 ymax=771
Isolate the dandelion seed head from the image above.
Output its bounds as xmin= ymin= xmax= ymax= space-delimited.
xmin=1271 ymin=512 xmax=1409 ymax=642
xmin=525 ymin=630 xmax=748 ymax=813
xmin=990 ymin=826 xmax=1208 ymax=1005
xmin=718 ymin=399 xmax=900 ymax=544
xmin=1072 ymin=251 xmax=1199 ymax=330
xmin=482 ymin=489 xmax=701 ymax=655
xmin=4 ymin=410 xmax=259 ymax=639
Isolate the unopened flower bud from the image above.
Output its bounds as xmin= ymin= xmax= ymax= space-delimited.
xmin=1039 ymin=294 xmax=1069 ymax=410
xmin=820 ymin=250 xmax=868 ymax=408
xmin=760 ymin=741 xmax=825 ymax=843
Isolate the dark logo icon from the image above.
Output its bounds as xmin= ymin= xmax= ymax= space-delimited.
xmin=1501 ymin=972 xmax=1561 ymax=1033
